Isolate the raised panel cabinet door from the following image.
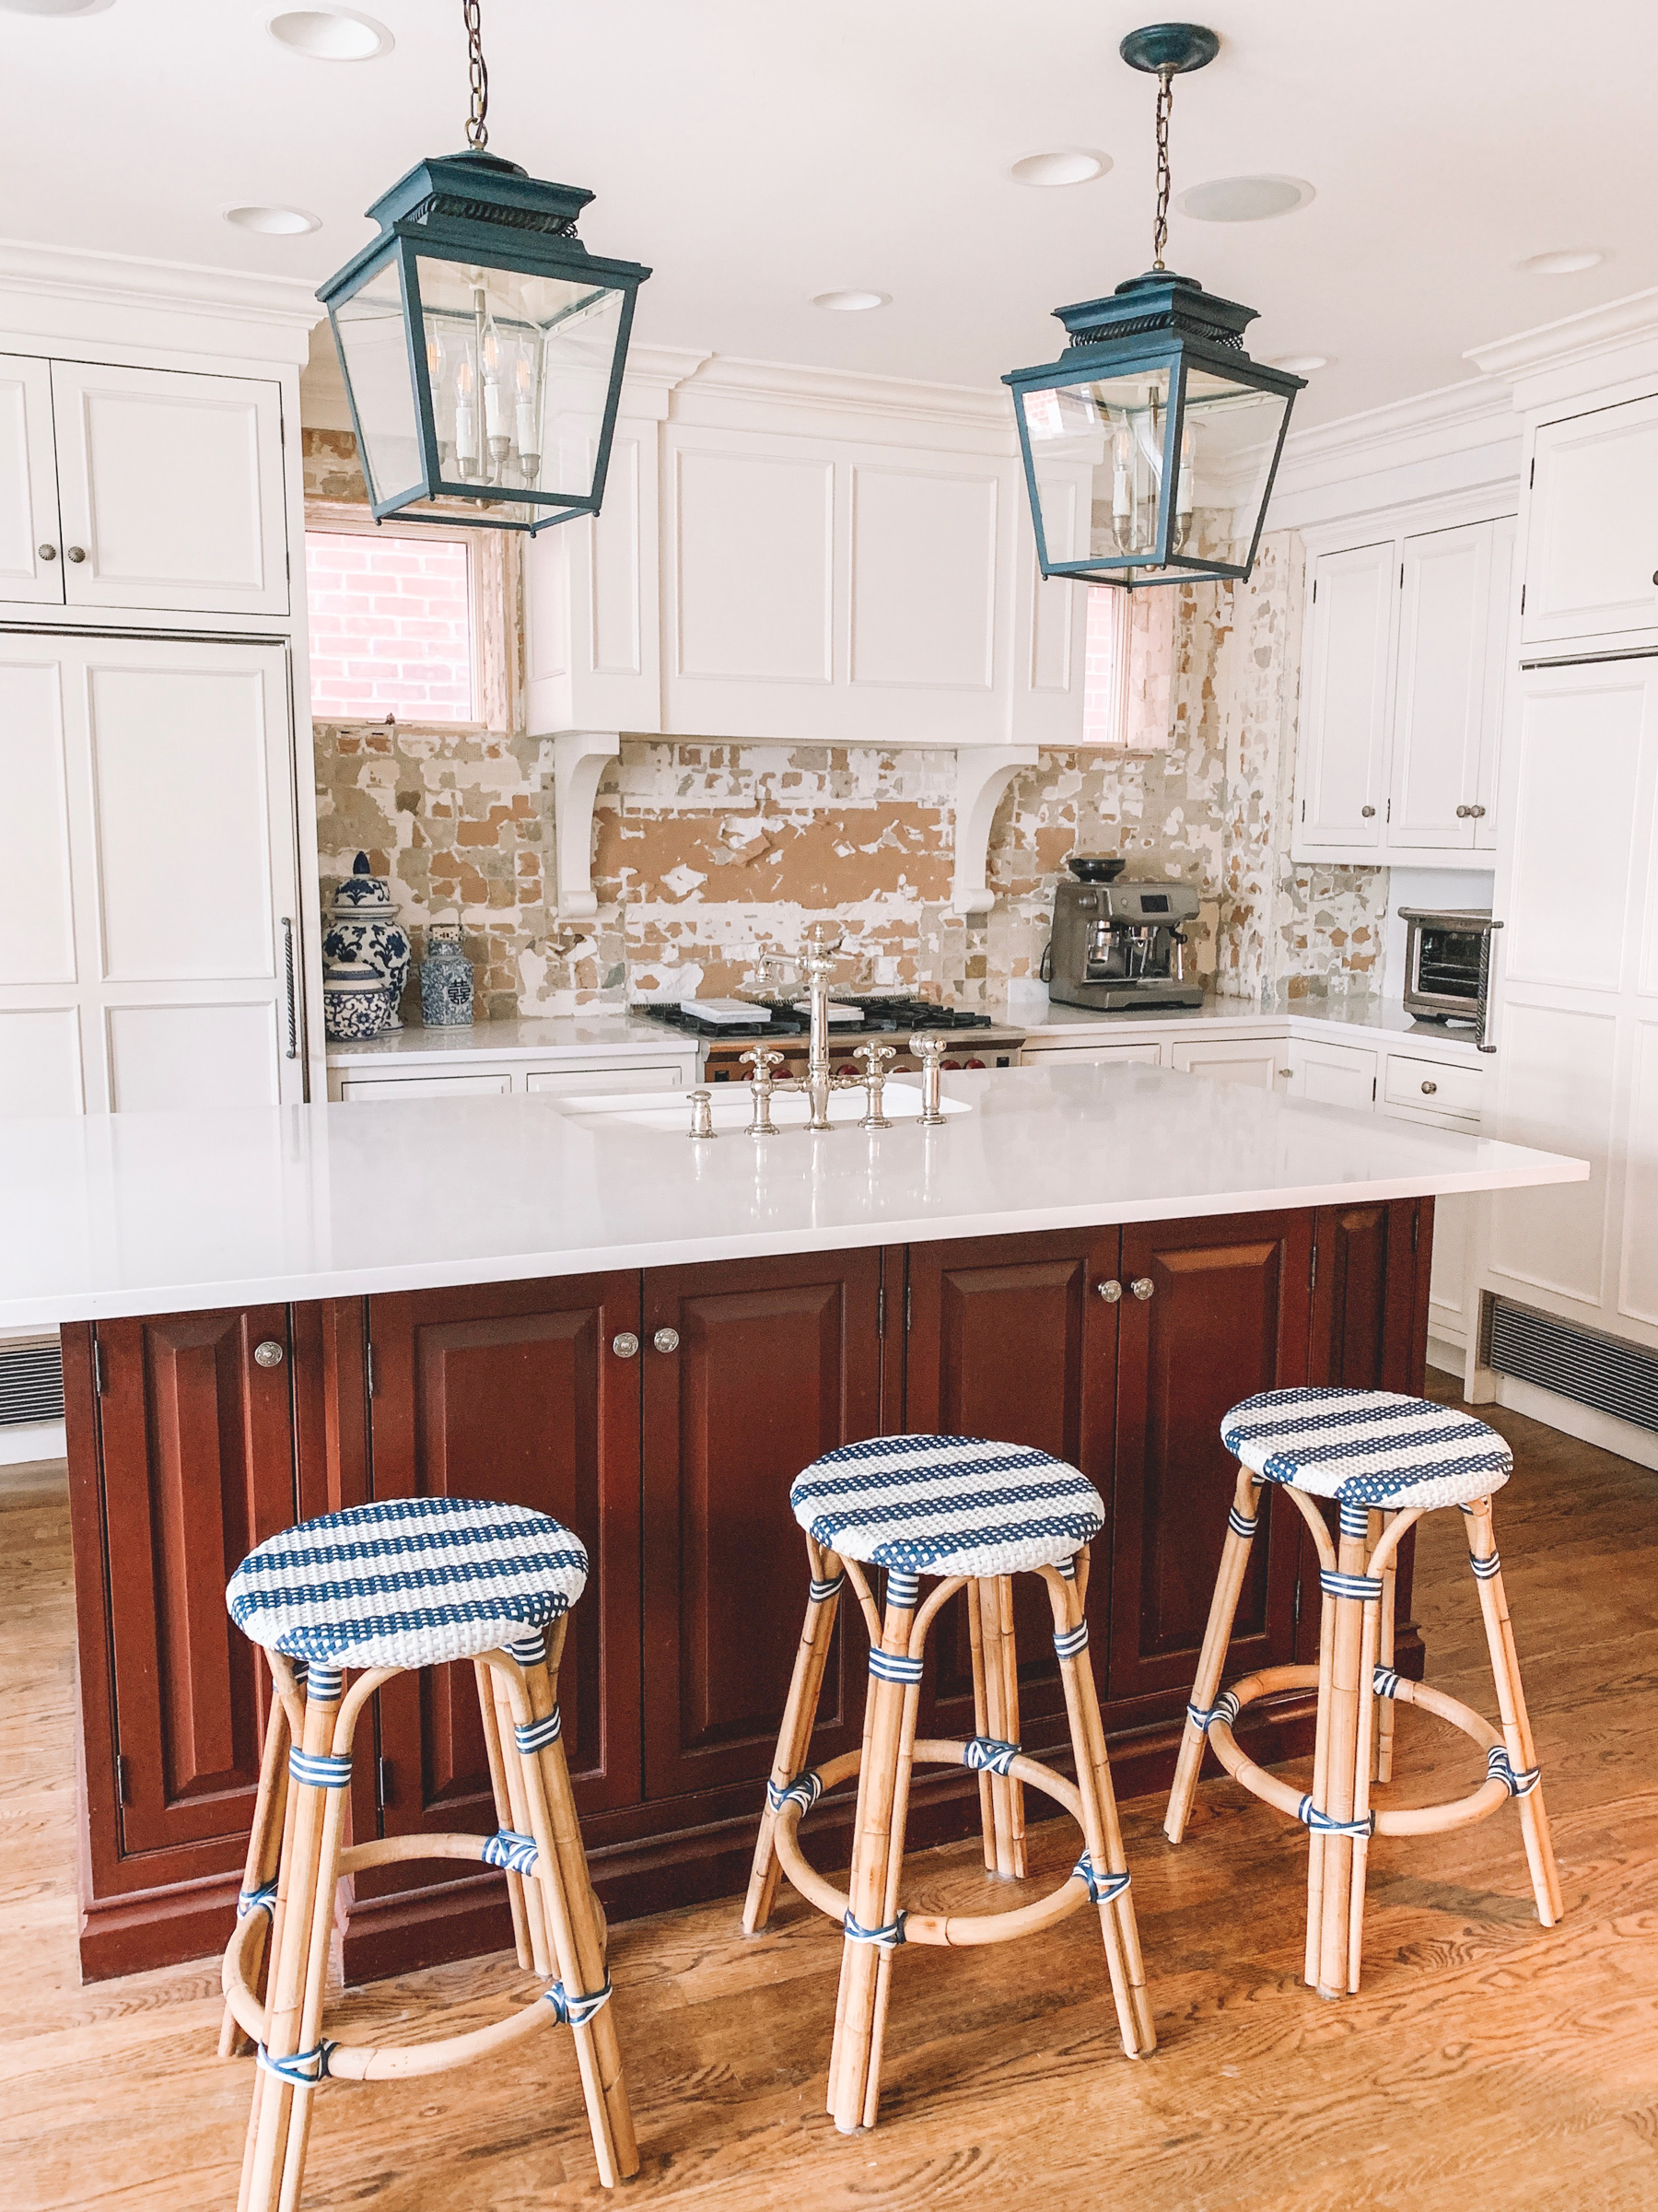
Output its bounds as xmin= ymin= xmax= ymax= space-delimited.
xmin=97 ymin=1307 xmax=298 ymax=1856
xmin=0 ymin=353 xmax=64 ymax=603
xmin=50 ymin=360 xmax=289 ymax=617
xmin=0 ymin=641 xmax=82 ymax=1114
xmin=1288 ymin=1037 xmax=1377 ymax=1110
xmin=1523 ymin=395 xmax=1658 ymax=649
xmin=1170 ymin=1037 xmax=1287 ymax=1091
xmin=367 ymin=1273 xmax=643 ymax=1841
xmin=1387 ymin=521 xmax=1493 ymax=849
xmin=640 ymin=1247 xmax=882 ymax=1803
xmin=1108 ymin=1210 xmax=1312 ymax=1704
xmin=902 ymin=1229 xmax=1120 ymax=1745
xmin=1298 ymin=540 xmax=1395 ymax=850
xmin=1472 ymin=516 xmax=1515 ymax=850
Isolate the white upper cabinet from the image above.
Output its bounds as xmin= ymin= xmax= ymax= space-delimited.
xmin=0 ymin=356 xmax=289 ymax=618
xmin=1521 ymin=393 xmax=1658 ymax=650
xmin=1295 ymin=511 xmax=1515 ymax=864
xmin=1298 ymin=540 xmax=1395 ymax=850
xmin=0 ymin=355 xmax=62 ymax=604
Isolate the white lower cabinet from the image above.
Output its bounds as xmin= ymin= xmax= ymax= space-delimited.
xmin=1287 ymin=1036 xmax=1377 ymax=1108
xmin=1020 ymin=1040 xmax=1163 ymax=1068
xmin=0 ymin=632 xmax=302 ymax=1114
xmin=1170 ymin=1037 xmax=1285 ymax=1089
xmin=330 ymin=1055 xmax=695 ymax=1103
xmin=524 ymin=1062 xmax=687 ymax=1095
xmin=338 ymin=1072 xmax=511 ymax=1102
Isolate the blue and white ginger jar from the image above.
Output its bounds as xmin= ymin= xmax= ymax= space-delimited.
xmin=322 ymin=852 xmax=412 ymax=1028
xmin=420 ymin=921 xmax=474 ymax=1027
xmin=322 ymin=961 xmax=394 ymax=1043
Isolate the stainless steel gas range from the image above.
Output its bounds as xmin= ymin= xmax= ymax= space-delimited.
xmin=632 ymin=995 xmax=1027 ymax=1083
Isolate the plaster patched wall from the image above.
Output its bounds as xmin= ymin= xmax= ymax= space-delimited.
xmin=304 ymin=430 xmax=1387 ymax=1018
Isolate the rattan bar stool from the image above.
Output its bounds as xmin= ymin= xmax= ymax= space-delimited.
xmin=1165 ymin=1387 xmax=1564 ymax=1999
xmin=218 ymin=1496 xmax=636 ymax=2210
xmin=743 ymin=1434 xmax=1155 ymax=2136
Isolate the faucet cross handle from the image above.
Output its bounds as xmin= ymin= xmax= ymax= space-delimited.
xmin=740 ymin=1045 xmax=786 ymax=1075
xmin=740 ymin=1045 xmax=786 ymax=1136
xmin=853 ymin=1040 xmax=896 ymax=1131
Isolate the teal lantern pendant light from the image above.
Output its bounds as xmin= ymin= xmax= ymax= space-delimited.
xmin=317 ymin=0 xmax=651 ymax=534
xmin=1005 ymin=23 xmax=1305 ymax=590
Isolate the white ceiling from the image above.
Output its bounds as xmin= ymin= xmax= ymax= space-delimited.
xmin=6 ymin=0 xmax=1657 ymax=427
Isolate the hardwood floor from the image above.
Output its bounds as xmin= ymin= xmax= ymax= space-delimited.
xmin=5 ymin=1380 xmax=1657 ymax=2211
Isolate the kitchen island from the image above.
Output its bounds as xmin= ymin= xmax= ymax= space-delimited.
xmin=6 ymin=1061 xmax=1583 ymax=1982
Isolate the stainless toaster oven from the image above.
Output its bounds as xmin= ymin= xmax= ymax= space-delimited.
xmin=1398 ymin=907 xmax=1501 ymax=1047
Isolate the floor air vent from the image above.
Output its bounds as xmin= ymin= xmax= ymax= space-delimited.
xmin=0 ymin=1340 xmax=65 ymax=1427
xmin=1487 ymin=1298 xmax=1658 ymax=1435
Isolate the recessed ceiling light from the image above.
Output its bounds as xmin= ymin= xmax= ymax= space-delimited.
xmin=1271 ymin=354 xmax=1329 ymax=374
xmin=268 ymin=7 xmax=392 ymax=60
xmin=0 ymin=0 xmax=115 ymax=14
xmin=1010 ymin=148 xmax=1112 ymax=189
xmin=223 ymin=205 xmax=322 ymax=237
xmin=1519 ymin=249 xmax=1604 ymax=276
xmin=1176 ymin=175 xmax=1315 ymax=223
xmin=811 ymin=290 xmax=889 ymax=311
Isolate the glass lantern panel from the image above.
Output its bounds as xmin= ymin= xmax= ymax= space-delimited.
xmin=1168 ymin=369 xmax=1292 ymax=562
xmin=1021 ymin=366 xmax=1174 ymax=565
xmin=414 ymin=257 xmax=627 ymax=503
xmin=332 ymin=260 xmax=423 ymax=507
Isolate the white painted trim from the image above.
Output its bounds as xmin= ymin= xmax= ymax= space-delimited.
xmin=549 ymin=731 xmax=621 ymax=918
xmin=1465 ymin=284 xmax=1658 ymax=386
xmin=669 ymin=352 xmax=1018 ymax=454
xmin=0 ymin=1420 xmax=65 ymax=1468
xmin=952 ymin=747 xmax=1038 ymax=916
xmin=1490 ymin=1367 xmax=1658 ymax=1472
xmin=0 ymin=237 xmax=321 ymax=364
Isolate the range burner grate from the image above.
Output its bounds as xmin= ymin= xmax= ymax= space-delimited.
xmin=632 ymin=995 xmax=1008 ymax=1040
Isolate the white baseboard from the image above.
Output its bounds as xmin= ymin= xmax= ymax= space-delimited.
xmin=1494 ymin=1372 xmax=1658 ymax=1472
xmin=0 ymin=1420 xmax=65 ymax=1467
xmin=1426 ymin=1333 xmax=1466 ymax=1375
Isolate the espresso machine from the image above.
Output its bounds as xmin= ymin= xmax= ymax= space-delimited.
xmin=1045 ymin=855 xmax=1204 ymax=1012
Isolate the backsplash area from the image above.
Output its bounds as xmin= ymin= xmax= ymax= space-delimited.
xmin=307 ymin=430 xmax=1387 ymax=1018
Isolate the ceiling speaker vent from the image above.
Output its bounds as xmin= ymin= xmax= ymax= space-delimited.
xmin=0 ymin=1340 xmax=64 ymax=1428
xmin=1487 ymin=1298 xmax=1658 ymax=1435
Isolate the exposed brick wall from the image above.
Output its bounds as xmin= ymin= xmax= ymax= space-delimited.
xmin=306 ymin=532 xmax=474 ymax=723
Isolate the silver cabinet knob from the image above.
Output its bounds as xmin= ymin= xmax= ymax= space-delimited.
xmin=1360 ymin=804 xmax=1376 ymax=818
xmin=38 ymin=543 xmax=56 ymax=561
xmin=1277 ymin=1067 xmax=1292 ymax=1079
xmin=611 ymin=1332 xmax=640 ymax=1358
xmin=1420 ymin=1079 xmax=1438 ymax=1094
xmin=653 ymin=1327 xmax=681 ymax=1354
xmin=65 ymin=545 xmax=87 ymax=563
xmin=1095 ymin=1279 xmax=1123 ymax=1303
xmin=252 ymin=1340 xmax=285 ymax=1368
xmin=1455 ymin=804 xmax=1470 ymax=818
xmin=1130 ymin=1277 xmax=1155 ymax=1301
xmin=1469 ymin=803 xmax=1486 ymax=818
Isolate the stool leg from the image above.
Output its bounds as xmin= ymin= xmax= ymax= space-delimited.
xmin=1045 ymin=1562 xmax=1155 ymax=2057
xmin=827 ymin=1576 xmax=917 ymax=2136
xmin=1465 ymin=1500 xmax=1564 ymax=1927
xmin=743 ymin=1543 xmax=846 ymax=1935
xmin=1303 ymin=1545 xmax=1338 ymax=1989
xmin=1345 ymin=1576 xmax=1385 ymax=1994
xmin=1314 ymin=1523 xmax=1369 ymax=2001
xmin=966 ymin=1580 xmax=996 ymax=1871
xmin=504 ymin=1636 xmax=641 ymax=2185
xmin=861 ymin=1635 xmax=927 ymax=2131
xmin=475 ymin=1656 xmax=533 ymax=1972
xmin=975 ymin=1576 xmax=1026 ymax=1878
xmin=1372 ymin=1510 xmax=1399 ymax=1785
xmin=1165 ymin=1465 xmax=1261 ymax=1844
xmin=220 ymin=1661 xmax=292 ymax=2059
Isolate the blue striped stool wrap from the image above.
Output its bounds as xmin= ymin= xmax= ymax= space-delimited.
xmin=257 ymin=2040 xmax=335 ymax=2086
xmin=482 ymin=1828 xmax=540 ymax=1875
xmin=964 ymin=1736 xmax=1022 ymax=1776
xmin=1338 ymin=1500 xmax=1373 ymax=1539
xmin=809 ymin=1572 xmax=845 ymax=1603
xmin=508 ymin=1630 xmax=548 ymax=1667
xmin=767 ymin=1770 xmax=824 ymax=1816
xmin=1073 ymin=1854 xmax=1131 ymax=1906
xmin=288 ymin=1749 xmax=352 ymax=1790
xmin=238 ymin=1880 xmax=278 ymax=1919
xmin=515 ymin=1710 xmax=563 ymax=1755
xmin=1471 ymin=1550 xmax=1502 ymax=1581
xmin=869 ymin=1649 xmax=924 ymax=1685
xmin=789 ymin=1434 xmax=1104 ymax=1577
xmin=1320 ymin=1569 xmax=1384 ymax=1603
xmin=1220 ymin=1388 xmax=1512 ymax=1512
xmin=304 ymin=1665 xmax=344 ymax=1703
xmin=1227 ymin=1504 xmax=1259 ymax=1540
xmin=225 ymin=1496 xmax=589 ymax=1670
xmin=1489 ymin=1747 xmax=1543 ymax=1797
xmin=1297 ymin=1795 xmax=1376 ymax=1839
xmin=884 ymin=1569 xmax=921 ymax=1610
xmin=1053 ymin=1621 xmax=1089 ymax=1660
xmin=543 ymin=1973 xmax=613 ymax=2027
xmin=1372 ymin=1666 xmax=1403 ymax=1699
xmin=844 ymin=1910 xmax=907 ymax=1950
xmin=1187 ymin=1690 xmax=1242 ymax=1734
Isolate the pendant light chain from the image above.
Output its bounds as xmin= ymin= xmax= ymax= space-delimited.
xmin=1151 ymin=65 xmax=1173 ymax=270
xmin=463 ymin=0 xmax=489 ymax=149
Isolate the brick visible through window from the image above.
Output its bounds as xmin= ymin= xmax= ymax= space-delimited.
xmin=305 ymin=531 xmax=475 ymax=722
xmin=1081 ymin=585 xmax=1129 ymax=746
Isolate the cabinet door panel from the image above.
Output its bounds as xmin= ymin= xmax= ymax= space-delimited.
xmin=0 ymin=353 xmax=63 ymax=603
xmin=99 ymin=1308 xmax=298 ymax=1855
xmin=1389 ymin=521 xmax=1490 ymax=848
xmin=368 ymin=1274 xmax=642 ymax=1839
xmin=1300 ymin=541 xmax=1393 ymax=849
xmin=1289 ymin=1037 xmax=1376 ymax=1110
xmin=51 ymin=361 xmax=289 ymax=616
xmin=640 ymin=1250 xmax=881 ymax=1802
xmin=1171 ymin=1037 xmax=1285 ymax=1090
xmin=1524 ymin=396 xmax=1658 ymax=648
xmin=1109 ymin=1211 xmax=1311 ymax=1702
xmin=903 ymin=1230 xmax=1119 ymax=1736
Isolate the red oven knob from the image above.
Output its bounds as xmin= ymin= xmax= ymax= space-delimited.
xmin=940 ymin=1058 xmax=963 ymax=1071
xmin=963 ymin=1057 xmax=986 ymax=1071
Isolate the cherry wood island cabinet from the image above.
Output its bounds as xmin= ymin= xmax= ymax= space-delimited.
xmin=64 ymin=1200 xmax=1431 ymax=1981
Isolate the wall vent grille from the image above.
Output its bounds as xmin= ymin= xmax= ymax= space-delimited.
xmin=1487 ymin=1298 xmax=1658 ymax=1435
xmin=0 ymin=1340 xmax=64 ymax=1428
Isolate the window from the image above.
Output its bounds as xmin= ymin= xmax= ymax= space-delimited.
xmin=1081 ymin=584 xmax=1129 ymax=746
xmin=305 ymin=527 xmax=478 ymax=723
xmin=1080 ymin=583 xmax=1173 ymax=752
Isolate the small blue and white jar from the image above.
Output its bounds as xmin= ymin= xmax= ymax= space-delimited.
xmin=322 ymin=961 xmax=394 ymax=1043
xmin=420 ymin=921 xmax=474 ymax=1027
xmin=322 ymin=853 xmax=412 ymax=1029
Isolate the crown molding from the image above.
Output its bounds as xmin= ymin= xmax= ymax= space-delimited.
xmin=0 ymin=237 xmax=323 ymax=364
xmin=1465 ymin=284 xmax=1658 ymax=385
xmin=669 ymin=352 xmax=1016 ymax=453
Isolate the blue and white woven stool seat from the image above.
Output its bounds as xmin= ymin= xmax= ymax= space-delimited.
xmin=226 ymin=1495 xmax=589 ymax=1670
xmin=1220 ymin=1387 xmax=1512 ymax=1512
xmin=788 ymin=1433 xmax=1104 ymax=1577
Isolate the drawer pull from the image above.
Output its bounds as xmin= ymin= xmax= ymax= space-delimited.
xmin=253 ymin=1340 xmax=285 ymax=1368
xmin=1420 ymin=1080 xmax=1438 ymax=1095
xmin=1130 ymin=1277 xmax=1155 ymax=1302
xmin=611 ymin=1332 xmax=640 ymax=1359
xmin=66 ymin=544 xmax=87 ymax=563
xmin=38 ymin=543 xmax=57 ymax=561
xmin=1096 ymin=1279 xmax=1123 ymax=1303
xmin=1360 ymin=804 xmax=1376 ymax=818
xmin=653 ymin=1328 xmax=681 ymax=1354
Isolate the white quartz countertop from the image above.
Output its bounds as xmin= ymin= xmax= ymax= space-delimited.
xmin=0 ymin=1062 xmax=1583 ymax=1331
xmin=326 ymin=1014 xmax=697 ymax=1066
xmin=1017 ymin=994 xmax=1487 ymax=1059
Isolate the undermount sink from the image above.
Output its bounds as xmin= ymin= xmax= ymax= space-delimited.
xmin=553 ymin=1080 xmax=973 ymax=1133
